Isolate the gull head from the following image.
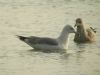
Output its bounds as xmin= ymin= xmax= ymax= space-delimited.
xmin=74 ymin=18 xmax=83 ymax=27
xmin=64 ymin=25 xmax=76 ymax=33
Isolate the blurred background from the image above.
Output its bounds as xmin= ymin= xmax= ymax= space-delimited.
xmin=0 ymin=0 xmax=100 ymax=75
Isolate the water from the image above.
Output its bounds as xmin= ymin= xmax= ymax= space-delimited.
xmin=0 ymin=0 xmax=100 ymax=75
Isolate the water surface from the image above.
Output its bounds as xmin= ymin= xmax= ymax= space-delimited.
xmin=0 ymin=0 xmax=100 ymax=75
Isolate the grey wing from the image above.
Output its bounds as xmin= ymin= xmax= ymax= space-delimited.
xmin=28 ymin=36 xmax=58 ymax=45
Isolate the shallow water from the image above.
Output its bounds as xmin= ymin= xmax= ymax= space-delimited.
xmin=0 ymin=0 xmax=100 ymax=75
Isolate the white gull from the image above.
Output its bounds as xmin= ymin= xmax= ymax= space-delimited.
xmin=17 ymin=25 xmax=75 ymax=50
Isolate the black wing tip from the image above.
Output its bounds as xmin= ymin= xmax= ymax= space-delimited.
xmin=16 ymin=35 xmax=26 ymax=41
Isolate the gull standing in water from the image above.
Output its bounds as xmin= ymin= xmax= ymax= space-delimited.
xmin=17 ymin=25 xmax=75 ymax=50
xmin=74 ymin=18 xmax=96 ymax=43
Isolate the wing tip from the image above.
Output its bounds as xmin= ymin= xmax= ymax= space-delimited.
xmin=16 ymin=35 xmax=26 ymax=41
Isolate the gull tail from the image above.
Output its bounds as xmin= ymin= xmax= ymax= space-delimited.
xmin=16 ymin=35 xmax=27 ymax=41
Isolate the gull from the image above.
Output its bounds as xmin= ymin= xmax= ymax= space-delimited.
xmin=17 ymin=25 xmax=75 ymax=50
xmin=74 ymin=18 xmax=96 ymax=43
